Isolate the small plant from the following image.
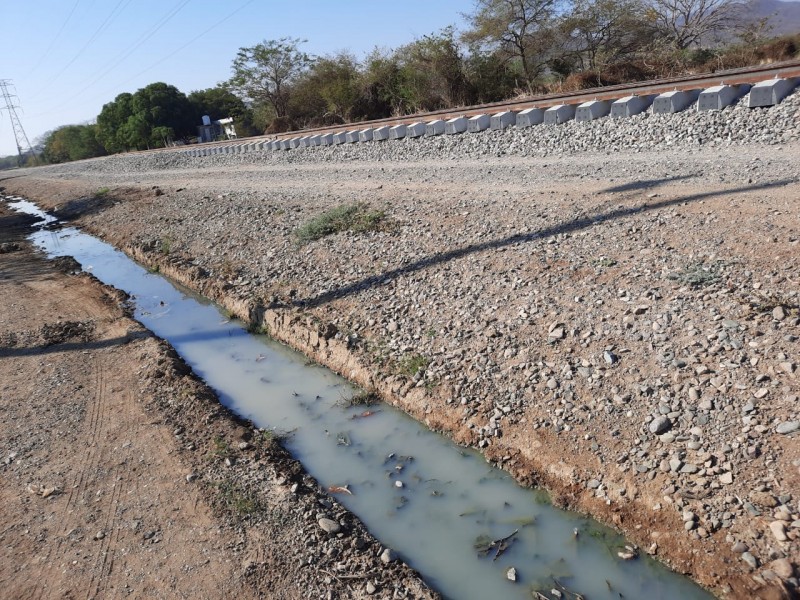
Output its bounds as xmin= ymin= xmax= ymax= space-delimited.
xmin=214 ymin=481 xmax=262 ymax=515
xmin=247 ymin=322 xmax=270 ymax=335
xmin=147 ymin=264 xmax=160 ymax=274
xmin=339 ymin=390 xmax=379 ymax=408
xmin=95 ymin=187 xmax=110 ymax=197
xmin=398 ymin=352 xmax=430 ymax=377
xmin=212 ymin=434 xmax=232 ymax=458
xmin=667 ymin=261 xmax=723 ymax=287
xmin=159 ymin=236 xmax=172 ymax=255
xmin=593 ymin=257 xmax=618 ymax=268
xmin=749 ymin=290 xmax=800 ymax=316
xmin=294 ymin=202 xmax=387 ymax=244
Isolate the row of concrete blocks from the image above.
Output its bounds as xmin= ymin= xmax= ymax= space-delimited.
xmin=183 ymin=78 xmax=795 ymax=157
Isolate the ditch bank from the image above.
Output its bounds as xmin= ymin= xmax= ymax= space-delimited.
xmin=2 ymin=141 xmax=799 ymax=598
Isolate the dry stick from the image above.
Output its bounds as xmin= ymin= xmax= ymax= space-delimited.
xmin=321 ymin=569 xmax=377 ymax=581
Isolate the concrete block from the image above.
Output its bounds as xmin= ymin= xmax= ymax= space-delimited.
xmin=359 ymin=128 xmax=374 ymax=142
xmin=611 ymin=95 xmax=653 ymax=118
xmin=297 ymin=136 xmax=311 ymax=148
xmin=406 ymin=122 xmax=426 ymax=138
xmin=748 ymin=78 xmax=796 ymax=108
xmin=270 ymin=140 xmax=282 ymax=151
xmin=445 ymin=116 xmax=468 ymax=135
xmin=652 ymin=90 xmax=699 ymax=114
xmin=332 ymin=132 xmax=347 ymax=145
xmin=426 ymin=119 xmax=446 ymax=136
xmin=575 ymin=100 xmax=610 ymax=122
xmin=697 ymin=84 xmax=749 ymax=111
xmin=308 ymin=135 xmax=321 ymax=147
xmin=544 ymin=104 xmax=576 ymax=125
xmin=490 ymin=111 xmax=516 ymax=130
xmin=280 ymin=140 xmax=292 ymax=151
xmin=345 ymin=130 xmax=360 ymax=143
xmin=389 ymin=124 xmax=407 ymax=140
xmin=516 ymin=107 xmax=544 ymax=127
xmin=374 ymin=126 xmax=391 ymax=141
xmin=468 ymin=114 xmax=491 ymax=133
xmin=289 ymin=137 xmax=303 ymax=149
xmin=319 ymin=133 xmax=334 ymax=146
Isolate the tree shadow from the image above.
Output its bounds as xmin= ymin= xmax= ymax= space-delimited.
xmin=600 ymin=175 xmax=693 ymax=194
xmin=297 ymin=179 xmax=794 ymax=309
xmin=0 ymin=334 xmax=144 ymax=359
xmin=51 ymin=194 xmax=116 ymax=221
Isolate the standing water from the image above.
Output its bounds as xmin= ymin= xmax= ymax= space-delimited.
xmin=6 ymin=197 xmax=713 ymax=600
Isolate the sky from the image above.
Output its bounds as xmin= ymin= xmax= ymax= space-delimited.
xmin=0 ymin=0 xmax=471 ymax=156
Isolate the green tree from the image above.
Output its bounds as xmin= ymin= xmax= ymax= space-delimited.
xmin=43 ymin=124 xmax=106 ymax=163
xmin=188 ymin=86 xmax=256 ymax=136
xmin=228 ymin=38 xmax=313 ymax=118
xmin=97 ymin=83 xmax=195 ymax=151
xmin=463 ymin=0 xmax=563 ymax=91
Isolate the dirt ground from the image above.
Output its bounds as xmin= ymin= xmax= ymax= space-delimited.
xmin=0 ymin=205 xmax=437 ymax=598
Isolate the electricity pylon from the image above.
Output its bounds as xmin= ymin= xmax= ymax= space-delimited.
xmin=0 ymin=79 xmax=36 ymax=166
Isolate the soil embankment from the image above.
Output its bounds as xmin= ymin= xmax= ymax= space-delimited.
xmin=0 ymin=202 xmax=437 ymax=598
xmin=2 ymin=121 xmax=799 ymax=598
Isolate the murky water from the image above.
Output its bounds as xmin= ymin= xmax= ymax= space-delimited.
xmin=6 ymin=196 xmax=714 ymax=600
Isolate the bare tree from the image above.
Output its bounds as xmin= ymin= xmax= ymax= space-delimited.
xmin=643 ymin=0 xmax=744 ymax=49
xmin=463 ymin=0 xmax=562 ymax=90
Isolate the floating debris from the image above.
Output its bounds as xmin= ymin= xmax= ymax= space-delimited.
xmin=474 ymin=528 xmax=518 ymax=561
xmin=328 ymin=484 xmax=353 ymax=495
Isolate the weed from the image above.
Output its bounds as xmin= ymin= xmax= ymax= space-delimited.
xmin=398 ymin=352 xmax=430 ymax=377
xmin=749 ymin=290 xmax=800 ymax=316
xmin=260 ymin=428 xmax=289 ymax=444
xmin=212 ymin=434 xmax=232 ymax=458
xmin=147 ymin=264 xmax=160 ymax=274
xmin=340 ymin=390 xmax=379 ymax=407
xmin=95 ymin=187 xmax=110 ymax=197
xmin=214 ymin=481 xmax=262 ymax=515
xmin=159 ymin=236 xmax=173 ymax=255
xmin=426 ymin=329 xmax=437 ymax=338
xmin=593 ymin=257 xmax=618 ymax=268
xmin=294 ymin=202 xmax=387 ymax=244
xmin=247 ymin=322 xmax=270 ymax=335
xmin=667 ymin=261 xmax=723 ymax=287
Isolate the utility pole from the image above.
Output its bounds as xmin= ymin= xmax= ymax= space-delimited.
xmin=0 ymin=79 xmax=36 ymax=167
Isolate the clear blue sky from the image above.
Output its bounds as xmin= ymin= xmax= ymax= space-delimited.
xmin=0 ymin=0 xmax=471 ymax=156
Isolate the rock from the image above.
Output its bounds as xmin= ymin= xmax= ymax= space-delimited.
xmin=186 ymin=472 xmax=198 ymax=482
xmin=603 ymin=351 xmax=618 ymax=365
xmin=649 ymin=416 xmax=672 ymax=434
xmin=773 ymin=306 xmax=786 ymax=321
xmin=380 ymin=548 xmax=397 ymax=564
xmin=770 ymin=558 xmax=794 ymax=579
xmin=719 ymin=472 xmax=733 ymax=485
xmin=506 ymin=567 xmax=517 ymax=582
xmin=318 ymin=518 xmax=341 ymax=535
xmin=366 ymin=581 xmax=377 ymax=594
xmin=742 ymin=552 xmax=758 ymax=569
xmin=776 ymin=421 xmax=799 ymax=435
xmin=94 ymin=531 xmax=105 ymax=540
xmin=731 ymin=541 xmax=748 ymax=553
xmin=769 ymin=521 xmax=788 ymax=542
xmin=587 ymin=479 xmax=602 ymax=489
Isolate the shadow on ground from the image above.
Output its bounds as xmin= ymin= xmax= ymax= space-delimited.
xmin=297 ymin=179 xmax=794 ymax=309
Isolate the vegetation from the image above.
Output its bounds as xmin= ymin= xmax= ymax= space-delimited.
xmin=398 ymin=353 xmax=430 ymax=377
xmin=14 ymin=1 xmax=798 ymax=166
xmin=294 ymin=203 xmax=387 ymax=245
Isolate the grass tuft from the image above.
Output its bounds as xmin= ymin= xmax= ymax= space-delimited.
xmin=398 ymin=352 xmax=430 ymax=377
xmin=294 ymin=202 xmax=386 ymax=244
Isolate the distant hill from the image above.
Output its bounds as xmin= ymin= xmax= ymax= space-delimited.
xmin=743 ymin=0 xmax=800 ymax=36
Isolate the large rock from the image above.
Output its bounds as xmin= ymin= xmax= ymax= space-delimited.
xmin=649 ymin=416 xmax=672 ymax=435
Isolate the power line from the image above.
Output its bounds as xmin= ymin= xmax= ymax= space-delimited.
xmin=24 ymin=0 xmax=83 ymax=81
xmin=0 ymin=80 xmax=36 ymax=166
xmin=28 ymin=0 xmax=255 ymax=119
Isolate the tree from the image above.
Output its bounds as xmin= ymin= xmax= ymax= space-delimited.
xmin=43 ymin=124 xmax=106 ymax=163
xmin=395 ymin=28 xmax=472 ymax=111
xmin=562 ymin=0 xmax=649 ymax=71
xmin=188 ymin=86 xmax=256 ymax=136
xmin=97 ymin=83 xmax=195 ymax=151
xmin=643 ymin=0 xmax=744 ymax=49
xmin=463 ymin=0 xmax=563 ymax=90
xmin=228 ymin=38 xmax=313 ymax=118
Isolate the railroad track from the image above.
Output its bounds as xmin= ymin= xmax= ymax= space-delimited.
xmin=161 ymin=58 xmax=800 ymax=156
